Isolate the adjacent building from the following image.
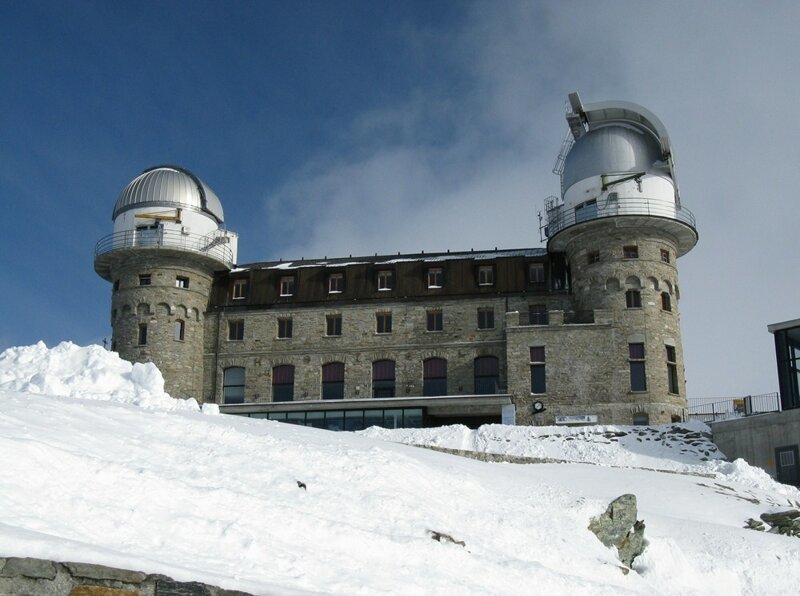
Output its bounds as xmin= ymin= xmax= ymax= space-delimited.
xmin=94 ymin=93 xmax=698 ymax=429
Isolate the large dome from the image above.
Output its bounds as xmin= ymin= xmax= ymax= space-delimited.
xmin=562 ymin=124 xmax=666 ymax=193
xmin=112 ymin=165 xmax=224 ymax=223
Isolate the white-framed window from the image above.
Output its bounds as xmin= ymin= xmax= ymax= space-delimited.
xmin=280 ymin=276 xmax=295 ymax=296
xmin=478 ymin=265 xmax=494 ymax=286
xmin=232 ymin=279 xmax=248 ymax=300
xmin=427 ymin=268 xmax=443 ymax=288
xmin=328 ymin=273 xmax=344 ymax=293
xmin=175 ymin=276 xmax=189 ymax=289
xmin=377 ymin=270 xmax=393 ymax=291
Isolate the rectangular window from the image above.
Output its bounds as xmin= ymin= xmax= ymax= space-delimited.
xmin=427 ymin=268 xmax=443 ymax=288
xmin=328 ymin=273 xmax=344 ymax=293
xmin=232 ymin=278 xmax=248 ymax=300
xmin=626 ymin=289 xmax=642 ymax=308
xmin=530 ymin=346 xmax=546 ymax=394
xmin=587 ymin=250 xmax=600 ymax=264
xmin=529 ymin=263 xmax=545 ymax=284
xmin=529 ymin=304 xmax=548 ymax=325
xmin=279 ymin=276 xmax=295 ymax=296
xmin=623 ymin=245 xmax=639 ymax=259
xmin=278 ymin=317 xmax=293 ymax=338
xmin=629 ymin=343 xmax=647 ymax=392
xmin=377 ymin=270 xmax=393 ymax=291
xmin=175 ymin=276 xmax=189 ymax=289
xmin=478 ymin=307 xmax=495 ymax=330
xmin=661 ymin=292 xmax=672 ymax=312
xmin=666 ymin=345 xmax=679 ymax=394
xmin=113 ymin=280 xmax=120 ymax=292
xmin=661 ymin=249 xmax=671 ymax=263
xmin=228 ymin=320 xmax=244 ymax=341
xmin=138 ymin=323 xmax=148 ymax=345
xmin=478 ymin=265 xmax=494 ymax=286
xmin=376 ymin=312 xmax=392 ymax=334
xmin=139 ymin=274 xmax=151 ymax=286
xmin=326 ymin=314 xmax=342 ymax=336
xmin=174 ymin=320 xmax=185 ymax=341
xmin=426 ymin=310 xmax=443 ymax=332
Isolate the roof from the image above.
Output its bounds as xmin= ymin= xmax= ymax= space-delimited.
xmin=234 ymin=247 xmax=547 ymax=272
xmin=767 ymin=318 xmax=800 ymax=334
xmin=112 ymin=165 xmax=225 ymax=223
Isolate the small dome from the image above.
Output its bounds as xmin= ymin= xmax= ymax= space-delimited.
xmin=562 ymin=125 xmax=666 ymax=193
xmin=112 ymin=165 xmax=224 ymax=223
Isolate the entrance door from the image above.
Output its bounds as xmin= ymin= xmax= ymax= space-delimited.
xmin=775 ymin=445 xmax=799 ymax=486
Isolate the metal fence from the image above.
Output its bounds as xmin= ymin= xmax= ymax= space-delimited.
xmin=686 ymin=392 xmax=781 ymax=423
xmin=95 ymin=228 xmax=235 ymax=267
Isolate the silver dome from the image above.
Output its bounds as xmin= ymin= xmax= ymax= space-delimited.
xmin=562 ymin=125 xmax=666 ymax=193
xmin=112 ymin=165 xmax=224 ymax=223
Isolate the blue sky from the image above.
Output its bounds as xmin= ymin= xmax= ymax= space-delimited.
xmin=2 ymin=0 xmax=799 ymax=399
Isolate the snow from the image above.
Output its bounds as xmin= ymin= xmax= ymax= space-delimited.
xmin=1 ymin=342 xmax=800 ymax=595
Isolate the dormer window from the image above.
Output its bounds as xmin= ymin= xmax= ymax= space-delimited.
xmin=280 ymin=276 xmax=295 ymax=297
xmin=377 ymin=270 xmax=393 ymax=291
xmin=427 ymin=268 xmax=443 ymax=288
xmin=328 ymin=273 xmax=344 ymax=293
xmin=478 ymin=265 xmax=494 ymax=286
xmin=529 ymin=263 xmax=545 ymax=284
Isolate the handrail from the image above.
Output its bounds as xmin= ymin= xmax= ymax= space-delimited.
xmin=545 ymin=196 xmax=696 ymax=238
xmin=94 ymin=228 xmax=234 ymax=267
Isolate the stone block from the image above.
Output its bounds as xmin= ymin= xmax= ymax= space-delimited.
xmin=64 ymin=562 xmax=147 ymax=584
xmin=0 ymin=556 xmax=58 ymax=580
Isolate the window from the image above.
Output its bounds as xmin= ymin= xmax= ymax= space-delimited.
xmin=529 ymin=263 xmax=545 ymax=284
xmin=632 ymin=413 xmax=650 ymax=426
xmin=326 ymin=314 xmax=342 ymax=336
xmin=138 ymin=323 xmax=148 ymax=346
xmin=661 ymin=292 xmax=672 ymax=312
xmin=322 ymin=362 xmax=345 ymax=400
xmin=113 ymin=280 xmax=120 ymax=292
xmin=626 ymin=289 xmax=642 ymax=308
xmin=478 ymin=307 xmax=495 ymax=330
xmin=377 ymin=270 xmax=393 ymax=291
xmin=272 ymin=365 xmax=294 ymax=402
xmin=328 ymin=273 xmax=344 ymax=294
xmin=529 ymin=304 xmax=548 ymax=325
xmin=426 ymin=310 xmax=443 ymax=332
xmin=376 ymin=312 xmax=392 ymax=334
xmin=223 ymin=367 xmax=245 ymax=404
xmin=623 ymin=245 xmax=639 ymax=259
xmin=228 ymin=320 xmax=244 ymax=341
xmin=279 ymin=276 xmax=295 ymax=296
xmin=176 ymin=276 xmax=189 ymax=289
xmin=478 ymin=265 xmax=494 ymax=286
xmin=629 ymin=343 xmax=647 ymax=392
xmin=139 ymin=274 xmax=151 ymax=286
xmin=427 ymin=268 xmax=443 ymax=288
xmin=277 ymin=317 xmax=293 ymax=339
xmin=666 ymin=345 xmax=679 ymax=394
xmin=232 ymin=278 xmax=248 ymax=300
xmin=474 ymin=356 xmax=500 ymax=394
xmin=530 ymin=346 xmax=546 ymax=394
xmin=661 ymin=249 xmax=671 ymax=263
xmin=423 ymin=358 xmax=447 ymax=396
xmin=587 ymin=251 xmax=600 ymax=264
xmin=174 ymin=320 xmax=185 ymax=341
xmin=372 ymin=360 xmax=396 ymax=398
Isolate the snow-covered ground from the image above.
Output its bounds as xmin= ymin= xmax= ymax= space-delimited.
xmin=1 ymin=342 xmax=799 ymax=595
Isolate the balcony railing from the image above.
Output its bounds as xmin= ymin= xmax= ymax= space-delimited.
xmin=95 ymin=228 xmax=235 ymax=268
xmin=686 ymin=393 xmax=781 ymax=423
xmin=545 ymin=196 xmax=696 ymax=238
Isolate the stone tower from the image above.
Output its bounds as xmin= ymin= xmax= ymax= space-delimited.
xmin=94 ymin=165 xmax=238 ymax=400
xmin=544 ymin=93 xmax=698 ymax=422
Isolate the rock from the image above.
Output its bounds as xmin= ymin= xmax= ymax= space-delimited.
xmin=63 ymin=562 xmax=147 ymax=584
xmin=428 ymin=530 xmax=466 ymax=548
xmin=155 ymin=579 xmax=213 ymax=595
xmin=70 ymin=587 xmax=138 ymax=596
xmin=761 ymin=510 xmax=800 ymax=526
xmin=588 ymin=494 xmax=646 ymax=568
xmin=0 ymin=557 xmax=58 ymax=580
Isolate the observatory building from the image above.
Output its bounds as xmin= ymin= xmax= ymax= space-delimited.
xmin=94 ymin=93 xmax=698 ymax=429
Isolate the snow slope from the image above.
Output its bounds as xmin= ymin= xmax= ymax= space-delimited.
xmin=1 ymin=343 xmax=799 ymax=595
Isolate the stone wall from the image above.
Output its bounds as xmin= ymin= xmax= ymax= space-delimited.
xmin=0 ymin=557 xmax=251 ymax=595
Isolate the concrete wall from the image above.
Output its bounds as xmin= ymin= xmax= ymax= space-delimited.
xmin=712 ymin=409 xmax=800 ymax=480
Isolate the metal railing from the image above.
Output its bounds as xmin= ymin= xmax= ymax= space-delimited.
xmin=545 ymin=196 xmax=696 ymax=238
xmin=686 ymin=392 xmax=780 ymax=423
xmin=94 ymin=228 xmax=235 ymax=267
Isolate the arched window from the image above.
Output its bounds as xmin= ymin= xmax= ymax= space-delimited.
xmin=272 ymin=365 xmax=295 ymax=402
xmin=372 ymin=360 xmax=396 ymax=398
xmin=322 ymin=362 xmax=345 ymax=400
xmin=474 ymin=356 xmax=500 ymax=395
xmin=174 ymin=320 xmax=185 ymax=341
xmin=223 ymin=367 xmax=245 ymax=404
xmin=423 ymin=358 xmax=447 ymax=396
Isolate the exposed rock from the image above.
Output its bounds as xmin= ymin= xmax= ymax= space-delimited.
xmin=428 ymin=530 xmax=466 ymax=548
xmin=1 ymin=556 xmax=58 ymax=579
xmin=155 ymin=579 xmax=213 ymax=595
xmin=588 ymin=494 xmax=646 ymax=568
xmin=64 ymin=562 xmax=147 ymax=583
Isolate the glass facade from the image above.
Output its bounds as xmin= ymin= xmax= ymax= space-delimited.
xmin=245 ymin=407 xmax=425 ymax=431
xmin=774 ymin=325 xmax=800 ymax=410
